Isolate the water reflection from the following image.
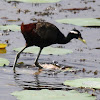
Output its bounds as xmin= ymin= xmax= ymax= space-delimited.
xmin=0 ymin=48 xmax=6 ymax=54
xmin=13 ymin=69 xmax=43 ymax=89
xmin=13 ymin=67 xmax=66 ymax=90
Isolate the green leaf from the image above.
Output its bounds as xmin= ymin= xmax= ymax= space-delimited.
xmin=56 ymin=18 xmax=100 ymax=27
xmin=64 ymin=78 xmax=100 ymax=89
xmin=11 ymin=89 xmax=96 ymax=100
xmin=14 ymin=46 xmax=73 ymax=55
xmin=0 ymin=58 xmax=10 ymax=66
xmin=0 ymin=25 xmax=20 ymax=31
xmin=7 ymin=0 xmax=61 ymax=3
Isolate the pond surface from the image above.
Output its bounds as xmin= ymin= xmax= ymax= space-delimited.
xmin=0 ymin=0 xmax=100 ymax=100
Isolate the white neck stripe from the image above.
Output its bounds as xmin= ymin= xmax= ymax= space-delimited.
xmin=70 ymin=31 xmax=78 ymax=34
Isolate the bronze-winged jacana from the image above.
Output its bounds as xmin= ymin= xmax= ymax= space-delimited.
xmin=13 ymin=22 xmax=86 ymax=72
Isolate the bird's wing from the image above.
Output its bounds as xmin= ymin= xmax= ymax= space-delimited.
xmin=36 ymin=22 xmax=59 ymax=41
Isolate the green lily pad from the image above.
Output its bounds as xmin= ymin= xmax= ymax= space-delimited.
xmin=64 ymin=78 xmax=100 ymax=89
xmin=0 ymin=58 xmax=10 ymax=66
xmin=0 ymin=25 xmax=20 ymax=31
xmin=14 ymin=46 xmax=73 ymax=55
xmin=7 ymin=0 xmax=61 ymax=3
xmin=56 ymin=18 xmax=100 ymax=27
xmin=11 ymin=89 xmax=96 ymax=100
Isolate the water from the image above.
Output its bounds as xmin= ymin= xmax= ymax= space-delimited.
xmin=0 ymin=0 xmax=100 ymax=99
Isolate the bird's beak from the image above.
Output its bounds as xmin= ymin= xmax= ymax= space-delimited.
xmin=78 ymin=38 xmax=86 ymax=44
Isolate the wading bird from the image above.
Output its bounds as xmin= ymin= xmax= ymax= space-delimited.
xmin=13 ymin=22 xmax=86 ymax=72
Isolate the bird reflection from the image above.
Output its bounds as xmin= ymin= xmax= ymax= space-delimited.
xmin=13 ymin=68 xmax=42 ymax=89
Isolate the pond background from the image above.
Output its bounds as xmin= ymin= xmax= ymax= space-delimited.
xmin=0 ymin=0 xmax=100 ymax=100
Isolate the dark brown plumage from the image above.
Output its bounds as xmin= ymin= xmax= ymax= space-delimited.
xmin=13 ymin=22 xmax=86 ymax=72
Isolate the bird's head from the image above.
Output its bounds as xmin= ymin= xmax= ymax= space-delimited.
xmin=68 ymin=28 xmax=86 ymax=44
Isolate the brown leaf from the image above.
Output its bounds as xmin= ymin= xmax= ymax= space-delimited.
xmin=62 ymin=7 xmax=91 ymax=11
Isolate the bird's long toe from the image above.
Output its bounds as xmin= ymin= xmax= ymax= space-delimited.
xmin=35 ymin=62 xmax=43 ymax=69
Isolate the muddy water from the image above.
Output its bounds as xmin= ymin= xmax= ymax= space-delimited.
xmin=0 ymin=0 xmax=100 ymax=100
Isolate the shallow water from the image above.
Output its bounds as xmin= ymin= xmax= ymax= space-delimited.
xmin=0 ymin=0 xmax=100 ymax=100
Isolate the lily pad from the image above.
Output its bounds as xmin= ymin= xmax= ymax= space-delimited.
xmin=14 ymin=46 xmax=73 ymax=55
xmin=64 ymin=78 xmax=100 ymax=89
xmin=7 ymin=0 xmax=61 ymax=3
xmin=0 ymin=58 xmax=10 ymax=66
xmin=0 ymin=25 xmax=20 ymax=31
xmin=56 ymin=18 xmax=100 ymax=27
xmin=11 ymin=89 xmax=96 ymax=100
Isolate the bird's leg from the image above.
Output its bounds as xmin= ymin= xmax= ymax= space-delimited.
xmin=13 ymin=46 xmax=27 ymax=72
xmin=34 ymin=47 xmax=43 ymax=69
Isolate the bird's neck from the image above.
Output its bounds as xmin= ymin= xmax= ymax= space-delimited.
xmin=61 ymin=34 xmax=72 ymax=44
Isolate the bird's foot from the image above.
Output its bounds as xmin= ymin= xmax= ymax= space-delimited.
xmin=13 ymin=65 xmax=16 ymax=73
xmin=35 ymin=62 xmax=43 ymax=69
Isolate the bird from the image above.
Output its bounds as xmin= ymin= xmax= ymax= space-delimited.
xmin=13 ymin=22 xmax=86 ymax=72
